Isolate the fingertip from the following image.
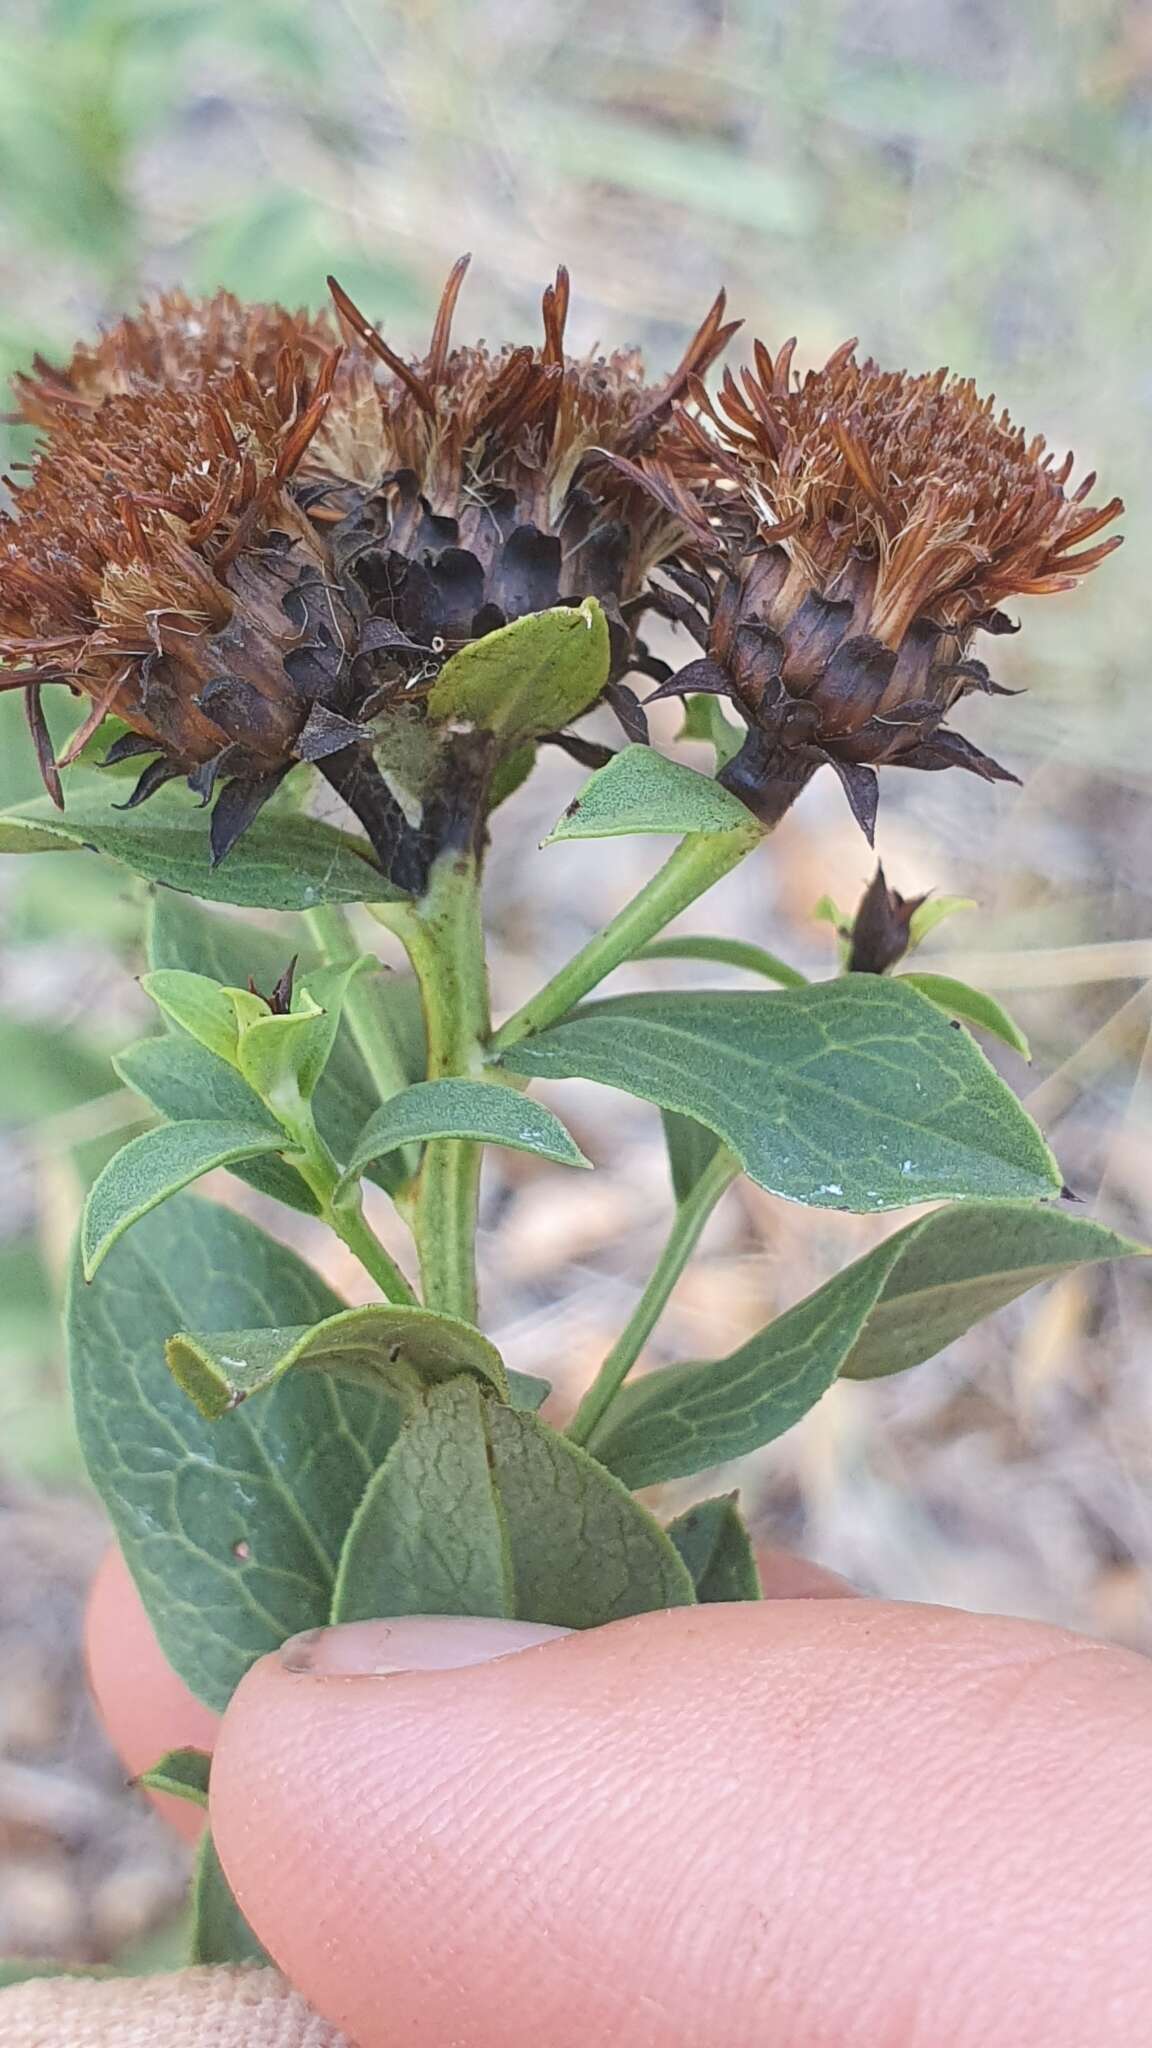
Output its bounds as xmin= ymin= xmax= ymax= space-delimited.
xmin=85 ymin=1546 xmax=219 ymax=1842
xmin=211 ymin=1600 xmax=1152 ymax=2048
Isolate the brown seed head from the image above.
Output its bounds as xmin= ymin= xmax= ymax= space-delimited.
xmin=638 ymin=338 xmax=1123 ymax=836
xmin=309 ymin=261 xmax=738 ymax=682
xmin=698 ymin=342 xmax=1123 ymax=636
xmin=0 ymin=337 xmax=346 ymax=855
xmin=0 ymin=270 xmax=736 ymax=880
xmin=11 ymin=291 xmax=337 ymax=428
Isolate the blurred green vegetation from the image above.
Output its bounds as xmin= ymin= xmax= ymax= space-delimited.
xmin=1 ymin=0 xmax=1150 ymax=1485
xmin=0 ymin=685 xmax=149 ymax=1481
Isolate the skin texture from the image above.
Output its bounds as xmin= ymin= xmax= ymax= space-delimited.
xmin=5 ymin=1547 xmax=1152 ymax=2047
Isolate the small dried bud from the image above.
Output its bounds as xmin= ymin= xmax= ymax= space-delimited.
xmin=632 ymin=338 xmax=1123 ymax=838
xmin=248 ymin=956 xmax=298 ymax=1015
xmin=845 ymin=866 xmax=927 ymax=975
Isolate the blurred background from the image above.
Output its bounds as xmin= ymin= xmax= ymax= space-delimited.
xmin=2 ymin=0 xmax=1151 ymax=1970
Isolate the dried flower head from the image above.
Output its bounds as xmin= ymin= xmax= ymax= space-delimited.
xmin=0 ymin=338 xmax=359 ymax=862
xmin=0 ymin=266 xmax=736 ymax=885
xmin=310 ymin=259 xmax=737 ymax=724
xmin=10 ymin=290 xmax=337 ymax=428
xmin=630 ymin=339 xmax=1123 ymax=836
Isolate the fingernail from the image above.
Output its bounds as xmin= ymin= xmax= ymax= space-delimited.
xmin=279 ymin=1614 xmax=570 ymax=1676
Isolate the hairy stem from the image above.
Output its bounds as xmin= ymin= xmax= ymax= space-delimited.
xmin=566 ymin=1147 xmax=739 ymax=1447
xmin=493 ymin=823 xmax=762 ymax=1051
xmin=330 ymin=1196 xmax=420 ymax=1305
xmin=288 ymin=1119 xmax=418 ymax=1306
xmin=374 ymin=851 xmax=490 ymax=1321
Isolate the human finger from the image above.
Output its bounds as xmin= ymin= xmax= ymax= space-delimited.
xmin=211 ymin=1599 xmax=1152 ymax=2047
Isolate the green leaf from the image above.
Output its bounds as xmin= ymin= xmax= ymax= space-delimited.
xmin=812 ymin=894 xmax=846 ymax=930
xmin=68 ymin=1193 xmax=401 ymax=1710
xmin=138 ymin=1746 xmax=211 ymax=1809
xmin=234 ymin=958 xmax=370 ymax=1119
xmin=661 ymin=1109 xmax=722 ymax=1204
xmin=293 ymin=961 xmax=375 ymax=1080
xmin=507 ymin=1369 xmax=552 ymax=1412
xmin=485 ymin=1404 xmax=695 ymax=1627
xmin=114 ymin=1037 xmax=319 ymax=1215
xmin=0 ymin=782 xmax=396 ymax=909
xmin=140 ymin=969 xmax=242 ymax=1063
xmin=166 ymin=1304 xmax=508 ymax=1420
xmin=544 ymin=745 xmax=753 ymax=843
xmin=334 ymin=1078 xmax=589 ymax=1200
xmin=588 ymin=1203 xmax=1144 ymax=1487
xmin=500 ymin=981 xmax=1061 ymax=1212
xmin=489 ymin=739 xmax=537 ymax=810
xmin=334 ymin=1378 xmax=695 ymax=1629
xmin=114 ymin=1048 xmax=317 ymax=1204
xmin=639 ymin=935 xmax=808 ymax=987
xmin=425 ymin=599 xmax=610 ymax=743
xmin=332 ymin=1377 xmax=513 ymax=1623
xmin=191 ymin=1831 xmax=271 ymax=1966
xmin=588 ymin=1226 xmax=928 ymax=1487
xmin=81 ymin=1119 xmax=287 ymax=1278
xmin=839 ymin=1202 xmax=1144 ymax=1380
xmin=677 ymin=694 xmax=744 ymax=769
xmin=147 ymin=893 xmax=426 ymax=1196
xmin=666 ymin=1495 xmax=762 ymax=1601
xmin=898 ymin=973 xmax=1031 ymax=1059
xmin=906 ymin=896 xmax=977 ymax=949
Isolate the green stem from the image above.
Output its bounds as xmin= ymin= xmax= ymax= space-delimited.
xmin=303 ymin=904 xmax=413 ymax=1105
xmin=493 ymin=823 xmax=762 ymax=1051
xmin=289 ymin=1118 xmax=418 ymax=1306
xmin=374 ymin=851 xmax=490 ymax=1320
xmin=566 ymin=1147 xmax=739 ymax=1447
xmin=304 ymin=901 xmax=421 ymax=1186
xmin=331 ymin=1199 xmax=419 ymax=1305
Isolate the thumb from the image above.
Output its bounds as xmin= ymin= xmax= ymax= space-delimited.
xmin=211 ymin=1601 xmax=1152 ymax=2048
